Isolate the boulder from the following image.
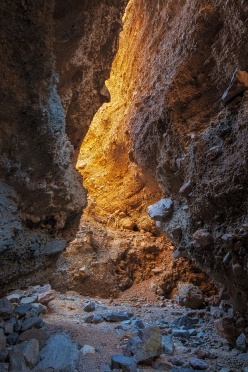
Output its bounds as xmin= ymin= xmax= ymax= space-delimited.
xmin=14 ymin=339 xmax=39 ymax=367
xmin=36 ymin=333 xmax=79 ymax=371
xmin=214 ymin=316 xmax=241 ymax=346
xmin=148 ymin=198 xmax=173 ymax=221
xmin=178 ymin=283 xmax=205 ymax=309
xmin=124 ymin=325 xmax=162 ymax=363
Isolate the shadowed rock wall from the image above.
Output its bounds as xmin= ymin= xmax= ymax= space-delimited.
xmin=0 ymin=0 xmax=127 ymax=291
xmin=120 ymin=0 xmax=248 ymax=318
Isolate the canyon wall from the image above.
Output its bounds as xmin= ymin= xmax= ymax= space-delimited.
xmin=0 ymin=0 xmax=127 ymax=291
xmin=78 ymin=0 xmax=248 ymax=318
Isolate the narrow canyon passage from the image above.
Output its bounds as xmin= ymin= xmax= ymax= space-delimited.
xmin=1 ymin=0 xmax=248 ymax=370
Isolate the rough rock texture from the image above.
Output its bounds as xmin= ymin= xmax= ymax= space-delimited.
xmin=126 ymin=0 xmax=248 ymax=319
xmin=0 ymin=0 xmax=127 ymax=291
xmin=78 ymin=0 xmax=248 ymax=319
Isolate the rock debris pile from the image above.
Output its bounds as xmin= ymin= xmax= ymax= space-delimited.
xmin=0 ymin=283 xmax=243 ymax=371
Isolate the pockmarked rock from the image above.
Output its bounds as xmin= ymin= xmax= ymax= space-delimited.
xmin=178 ymin=283 xmax=204 ymax=309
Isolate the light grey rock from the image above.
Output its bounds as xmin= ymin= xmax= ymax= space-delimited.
xmin=111 ymin=354 xmax=137 ymax=372
xmin=36 ymin=333 xmax=79 ymax=371
xmin=148 ymin=198 xmax=173 ymax=221
xmin=236 ymin=332 xmax=246 ymax=351
xmin=20 ymin=296 xmax=38 ymax=304
xmin=14 ymin=339 xmax=39 ymax=367
xmin=81 ymin=344 xmax=96 ymax=355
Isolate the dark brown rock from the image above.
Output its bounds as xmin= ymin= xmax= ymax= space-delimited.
xmin=17 ymin=328 xmax=48 ymax=349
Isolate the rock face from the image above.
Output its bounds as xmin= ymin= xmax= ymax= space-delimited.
xmin=0 ymin=0 xmax=127 ymax=291
xmin=77 ymin=0 xmax=248 ymax=320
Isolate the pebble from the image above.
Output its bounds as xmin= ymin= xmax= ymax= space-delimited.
xmin=84 ymin=301 xmax=96 ymax=312
xmin=81 ymin=344 xmax=96 ymax=355
xmin=189 ymin=357 xmax=209 ymax=370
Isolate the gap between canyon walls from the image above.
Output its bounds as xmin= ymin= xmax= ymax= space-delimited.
xmin=58 ymin=0 xmax=216 ymax=299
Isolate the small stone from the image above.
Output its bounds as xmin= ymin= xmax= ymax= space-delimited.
xmin=6 ymin=294 xmax=20 ymax=303
xmin=189 ymin=357 xmax=209 ymax=370
xmin=81 ymin=345 xmax=96 ymax=355
xmin=21 ymin=316 xmax=43 ymax=331
xmin=0 ymin=298 xmax=13 ymax=319
xmin=18 ymin=328 xmax=48 ymax=349
xmin=92 ymin=314 xmax=104 ymax=324
xmin=37 ymin=290 xmax=56 ymax=304
xmin=172 ymin=329 xmax=189 ymax=339
xmin=31 ymin=303 xmax=47 ymax=315
xmin=132 ymin=319 xmax=145 ymax=329
xmin=20 ymin=295 xmax=38 ymax=304
xmin=9 ymin=348 xmax=27 ymax=372
xmin=162 ymin=335 xmax=174 ymax=355
xmin=43 ymin=239 xmax=67 ymax=255
xmin=193 ymin=229 xmax=213 ymax=247
xmin=179 ymin=181 xmax=192 ymax=197
xmin=4 ymin=322 xmax=13 ymax=335
xmin=236 ymin=332 xmax=246 ymax=351
xmin=169 ymin=356 xmax=184 ymax=366
xmin=152 ymin=355 xmax=173 ymax=371
xmin=84 ymin=302 xmax=96 ymax=312
xmin=111 ymin=354 xmax=137 ymax=372
xmin=14 ymin=303 xmax=32 ymax=316
xmin=104 ymin=312 xmax=133 ymax=322
xmin=14 ymin=339 xmax=39 ymax=367
xmin=6 ymin=332 xmax=19 ymax=345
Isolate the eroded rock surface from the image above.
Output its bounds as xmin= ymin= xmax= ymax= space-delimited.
xmin=0 ymin=0 xmax=127 ymax=291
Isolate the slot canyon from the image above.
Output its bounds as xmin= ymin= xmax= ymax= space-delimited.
xmin=0 ymin=0 xmax=248 ymax=371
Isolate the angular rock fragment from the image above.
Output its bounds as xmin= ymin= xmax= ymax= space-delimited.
xmin=111 ymin=354 xmax=137 ymax=372
xmin=104 ymin=312 xmax=133 ymax=322
xmin=222 ymin=69 xmax=248 ymax=104
xmin=9 ymin=348 xmax=27 ymax=372
xmin=0 ymin=298 xmax=13 ymax=319
xmin=14 ymin=303 xmax=32 ymax=316
xmin=124 ymin=325 xmax=162 ymax=363
xmin=14 ymin=339 xmax=39 ymax=367
xmin=43 ymin=239 xmax=67 ymax=255
xmin=17 ymin=328 xmax=48 ymax=349
xmin=21 ymin=316 xmax=43 ymax=331
xmin=81 ymin=344 xmax=96 ymax=356
xmin=148 ymin=198 xmax=173 ymax=221
xmin=84 ymin=301 xmax=96 ymax=312
xmin=189 ymin=357 xmax=209 ymax=370
xmin=193 ymin=229 xmax=213 ymax=247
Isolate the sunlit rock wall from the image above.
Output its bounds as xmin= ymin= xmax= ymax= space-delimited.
xmin=79 ymin=0 xmax=248 ymax=318
xmin=126 ymin=0 xmax=248 ymax=318
xmin=0 ymin=0 xmax=127 ymax=291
